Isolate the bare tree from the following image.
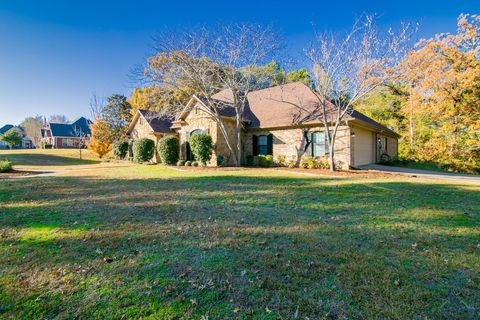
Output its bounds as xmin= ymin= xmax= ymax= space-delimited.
xmin=296 ymin=15 xmax=415 ymax=170
xmin=89 ymin=92 xmax=105 ymax=119
xmin=145 ymin=23 xmax=281 ymax=166
xmin=49 ymin=114 xmax=69 ymax=123
xmin=72 ymin=125 xmax=87 ymax=160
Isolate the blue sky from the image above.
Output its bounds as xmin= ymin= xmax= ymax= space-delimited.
xmin=0 ymin=1 xmax=479 ymax=125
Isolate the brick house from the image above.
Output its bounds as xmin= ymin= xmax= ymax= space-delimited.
xmin=127 ymin=82 xmax=398 ymax=168
xmin=41 ymin=117 xmax=92 ymax=148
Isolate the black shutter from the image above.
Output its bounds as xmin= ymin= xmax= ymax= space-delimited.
xmin=267 ymin=134 xmax=273 ymax=155
xmin=252 ymin=135 xmax=258 ymax=156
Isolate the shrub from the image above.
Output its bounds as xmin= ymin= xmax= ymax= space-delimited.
xmin=191 ymin=161 xmax=199 ymax=167
xmin=258 ymin=154 xmax=273 ymax=167
xmin=185 ymin=161 xmax=192 ymax=166
xmin=216 ymin=155 xmax=224 ymax=166
xmin=189 ymin=134 xmax=213 ymax=164
xmin=157 ymin=136 xmax=179 ymax=165
xmin=177 ymin=160 xmax=186 ymax=166
xmin=246 ymin=155 xmax=254 ymax=166
xmin=276 ymin=155 xmax=287 ymax=167
xmin=41 ymin=142 xmax=53 ymax=149
xmin=112 ymin=140 xmax=129 ymax=159
xmin=287 ymin=157 xmax=297 ymax=168
xmin=0 ymin=159 xmax=13 ymax=172
xmin=133 ymin=138 xmax=155 ymax=163
xmin=300 ymin=156 xmax=316 ymax=169
xmin=318 ymin=156 xmax=330 ymax=169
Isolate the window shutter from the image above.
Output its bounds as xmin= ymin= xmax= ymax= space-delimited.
xmin=267 ymin=134 xmax=273 ymax=155
xmin=252 ymin=135 xmax=258 ymax=156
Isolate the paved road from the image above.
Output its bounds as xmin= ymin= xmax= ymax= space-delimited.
xmin=359 ymin=164 xmax=480 ymax=185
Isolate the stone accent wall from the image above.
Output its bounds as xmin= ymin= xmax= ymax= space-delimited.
xmin=176 ymin=103 xmax=238 ymax=166
xmin=243 ymin=126 xmax=351 ymax=169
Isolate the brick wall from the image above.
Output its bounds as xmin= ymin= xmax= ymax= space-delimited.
xmin=243 ymin=126 xmax=351 ymax=169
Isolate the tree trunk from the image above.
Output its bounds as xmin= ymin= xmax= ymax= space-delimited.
xmin=328 ymin=142 xmax=336 ymax=171
xmin=236 ymin=114 xmax=242 ymax=167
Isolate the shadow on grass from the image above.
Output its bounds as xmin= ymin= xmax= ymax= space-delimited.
xmin=0 ymin=153 xmax=100 ymax=166
xmin=0 ymin=174 xmax=479 ymax=319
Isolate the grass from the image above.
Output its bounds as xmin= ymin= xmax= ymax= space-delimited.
xmin=0 ymin=149 xmax=100 ymax=168
xmin=0 ymin=150 xmax=479 ymax=319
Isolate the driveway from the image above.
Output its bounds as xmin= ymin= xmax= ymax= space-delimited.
xmin=359 ymin=164 xmax=480 ymax=185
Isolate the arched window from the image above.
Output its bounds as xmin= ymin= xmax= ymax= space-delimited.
xmin=190 ymin=129 xmax=206 ymax=136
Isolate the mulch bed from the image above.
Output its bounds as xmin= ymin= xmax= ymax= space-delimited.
xmin=0 ymin=170 xmax=49 ymax=179
xmin=171 ymin=166 xmax=410 ymax=178
xmin=273 ymin=167 xmax=410 ymax=178
xmin=171 ymin=166 xmax=257 ymax=172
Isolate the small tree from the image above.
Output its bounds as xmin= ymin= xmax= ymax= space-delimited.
xmin=0 ymin=128 xmax=22 ymax=149
xmin=189 ymin=134 xmax=214 ymax=165
xmin=133 ymin=138 xmax=155 ymax=163
xmin=157 ymin=136 xmax=179 ymax=164
xmin=72 ymin=125 xmax=87 ymax=159
xmin=87 ymin=136 xmax=111 ymax=158
xmin=87 ymin=116 xmax=112 ymax=158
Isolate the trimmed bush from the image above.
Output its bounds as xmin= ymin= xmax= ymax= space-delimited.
xmin=132 ymin=138 xmax=155 ymax=163
xmin=157 ymin=136 xmax=179 ymax=165
xmin=112 ymin=140 xmax=129 ymax=159
xmin=0 ymin=159 xmax=13 ymax=172
xmin=185 ymin=161 xmax=192 ymax=166
xmin=177 ymin=160 xmax=186 ymax=166
xmin=246 ymin=155 xmax=254 ymax=166
xmin=258 ymin=154 xmax=273 ymax=167
xmin=318 ymin=156 xmax=330 ymax=169
xmin=300 ymin=156 xmax=316 ymax=169
xmin=287 ymin=157 xmax=297 ymax=168
xmin=216 ymin=155 xmax=225 ymax=166
xmin=191 ymin=161 xmax=199 ymax=167
xmin=189 ymin=134 xmax=213 ymax=164
xmin=276 ymin=155 xmax=287 ymax=167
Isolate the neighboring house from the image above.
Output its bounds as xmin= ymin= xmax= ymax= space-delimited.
xmin=127 ymin=82 xmax=398 ymax=168
xmin=41 ymin=117 xmax=92 ymax=148
xmin=0 ymin=125 xmax=14 ymax=149
xmin=0 ymin=125 xmax=35 ymax=149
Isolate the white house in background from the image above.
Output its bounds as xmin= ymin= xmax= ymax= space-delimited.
xmin=0 ymin=125 xmax=35 ymax=149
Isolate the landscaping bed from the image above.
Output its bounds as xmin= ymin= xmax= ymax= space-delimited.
xmin=275 ymin=167 xmax=410 ymax=178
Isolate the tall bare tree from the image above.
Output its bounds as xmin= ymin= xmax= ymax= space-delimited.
xmin=297 ymin=15 xmax=414 ymax=170
xmin=144 ymin=23 xmax=281 ymax=166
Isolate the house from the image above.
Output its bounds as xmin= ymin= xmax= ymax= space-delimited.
xmin=0 ymin=125 xmax=35 ymax=149
xmin=126 ymin=110 xmax=177 ymax=162
xmin=127 ymin=82 xmax=398 ymax=168
xmin=0 ymin=125 xmax=14 ymax=149
xmin=41 ymin=117 xmax=92 ymax=148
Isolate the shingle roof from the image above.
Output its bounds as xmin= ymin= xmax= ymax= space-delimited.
xmin=50 ymin=117 xmax=92 ymax=137
xmin=211 ymin=82 xmax=398 ymax=136
xmin=0 ymin=124 xmax=14 ymax=135
xmin=138 ymin=110 xmax=174 ymax=133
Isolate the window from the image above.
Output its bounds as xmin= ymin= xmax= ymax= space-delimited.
xmin=258 ymin=135 xmax=268 ymax=155
xmin=311 ymin=131 xmax=327 ymax=157
xmin=190 ymin=129 xmax=206 ymax=136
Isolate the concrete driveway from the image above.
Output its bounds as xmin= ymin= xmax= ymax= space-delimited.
xmin=359 ymin=164 xmax=480 ymax=185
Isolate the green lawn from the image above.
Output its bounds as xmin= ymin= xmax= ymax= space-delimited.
xmin=0 ymin=151 xmax=479 ymax=319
